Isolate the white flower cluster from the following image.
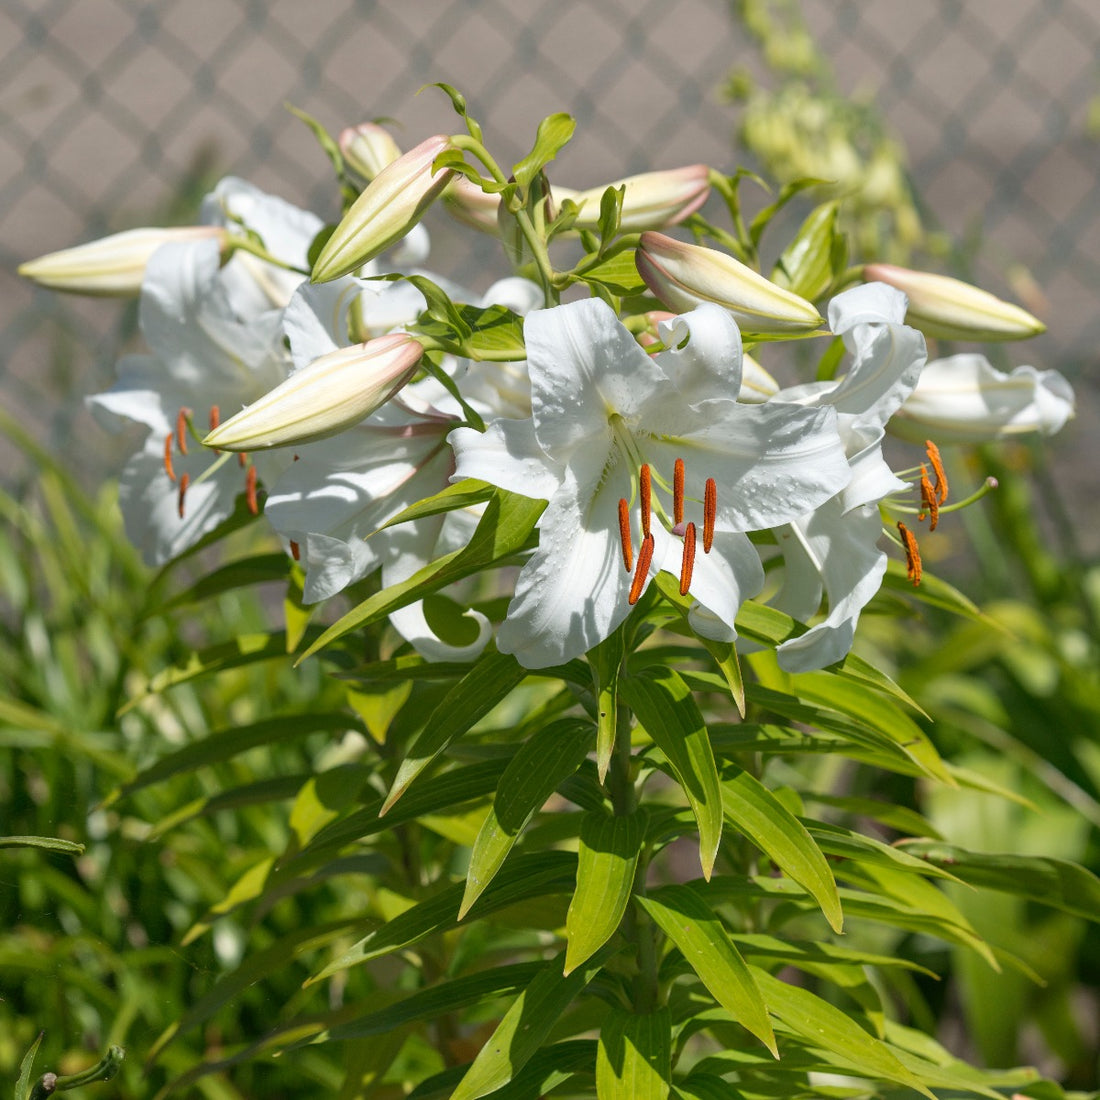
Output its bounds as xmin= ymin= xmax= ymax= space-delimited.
xmin=21 ymin=118 xmax=1076 ymax=674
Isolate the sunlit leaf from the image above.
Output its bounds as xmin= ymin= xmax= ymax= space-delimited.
xmin=595 ymin=1006 xmax=671 ymax=1100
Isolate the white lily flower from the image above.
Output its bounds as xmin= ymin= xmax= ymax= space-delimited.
xmin=759 ymin=283 xmax=928 ymax=672
xmin=449 ymin=297 xmax=851 ymax=669
xmin=890 ymin=353 xmax=1075 ymax=443
xmin=87 ymin=238 xmax=294 ymax=564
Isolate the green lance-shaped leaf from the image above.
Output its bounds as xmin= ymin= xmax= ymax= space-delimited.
xmin=595 ymin=1005 xmax=671 ymax=1100
xmin=151 ymin=552 xmax=289 ymax=615
xmin=900 ymin=842 xmax=1100 ymax=922
xmin=297 ymin=489 xmax=545 ymax=662
xmin=513 ymin=112 xmax=577 ymax=191
xmin=637 ymin=885 xmax=776 ymax=1056
xmin=0 ymin=836 xmax=84 ymax=855
xmin=449 ymin=947 xmax=611 ymax=1100
xmin=564 ymin=808 xmax=647 ymax=974
xmin=721 ymin=767 xmax=842 ymax=933
xmin=461 ymin=718 xmax=593 ymax=917
xmin=309 ymin=851 xmax=577 ymax=984
xmin=751 ymin=968 xmax=934 ymax=1097
xmin=382 ymin=645 xmax=527 ymax=814
xmin=15 ymin=1033 xmax=43 ymax=1100
xmin=771 ymin=199 xmax=847 ymax=302
xmin=622 ymin=667 xmax=722 ymax=879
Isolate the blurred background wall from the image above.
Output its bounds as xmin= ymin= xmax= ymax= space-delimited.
xmin=2 ymin=0 xmax=1097 ymax=537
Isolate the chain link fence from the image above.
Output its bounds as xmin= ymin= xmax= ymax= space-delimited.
xmin=2 ymin=0 xmax=1097 ymax=493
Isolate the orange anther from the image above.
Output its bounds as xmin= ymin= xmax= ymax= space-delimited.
xmin=175 ymin=407 xmax=190 ymax=455
xmin=918 ymin=465 xmax=939 ymax=531
xmin=640 ymin=464 xmax=651 ymax=538
xmin=628 ymin=533 xmax=655 ymax=606
xmin=703 ymin=477 xmax=716 ymax=553
xmin=245 ymin=464 xmax=259 ymax=515
xmin=289 ymin=540 xmax=301 ymax=562
xmin=925 ymin=439 xmax=948 ymax=503
xmin=237 ymin=451 xmax=248 ymax=468
xmin=177 ymin=472 xmax=190 ymax=518
xmin=673 ymin=457 xmax=685 ymax=526
xmin=679 ymin=521 xmax=696 ymax=596
xmin=898 ymin=521 xmax=922 ymax=586
xmin=618 ymin=497 xmax=633 ymax=573
xmin=209 ymin=405 xmax=220 ymax=432
xmin=163 ymin=432 xmax=176 ymax=483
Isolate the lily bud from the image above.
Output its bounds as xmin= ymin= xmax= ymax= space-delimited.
xmin=863 ymin=263 xmax=1046 ymax=342
xmin=312 ymin=135 xmax=455 ymax=282
xmin=18 ymin=226 xmax=227 ymax=297
xmin=890 ymin=353 xmax=1075 ymax=444
xmin=339 ymin=123 xmax=403 ymax=181
xmin=567 ymin=165 xmax=710 ymax=232
xmin=204 ymin=333 xmax=424 ymax=450
xmin=637 ymin=232 xmax=823 ymax=333
xmin=442 ymin=175 xmax=502 ymax=234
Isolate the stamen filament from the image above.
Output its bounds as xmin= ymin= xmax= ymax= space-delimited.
xmin=673 ymin=457 xmax=685 ymax=526
xmin=679 ymin=521 xmax=696 ymax=596
xmin=628 ymin=533 xmax=654 ymax=605
xmin=640 ymin=464 xmax=651 ymax=538
xmin=245 ymin=464 xmax=259 ymax=515
xmin=163 ymin=432 xmax=176 ymax=483
xmin=175 ymin=407 xmax=191 ymax=455
xmin=177 ymin=472 xmax=190 ymax=518
xmin=897 ymin=521 xmax=922 ymax=586
xmin=618 ymin=497 xmax=633 ymax=572
xmin=703 ymin=477 xmax=716 ymax=553
xmin=925 ymin=439 xmax=948 ymax=503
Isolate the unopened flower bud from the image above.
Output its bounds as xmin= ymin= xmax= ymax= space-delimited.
xmin=442 ymin=175 xmax=502 ymax=234
xmin=204 ymin=333 xmax=424 ymax=450
xmin=312 ymin=135 xmax=455 ymax=282
xmin=339 ymin=123 xmax=403 ymax=181
xmin=18 ymin=226 xmax=227 ymax=297
xmin=637 ymin=232 xmax=823 ymax=333
xmin=863 ymin=263 xmax=1046 ymax=342
xmin=568 ymin=165 xmax=710 ymax=232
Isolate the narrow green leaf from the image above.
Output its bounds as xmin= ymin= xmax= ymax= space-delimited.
xmin=15 ymin=1032 xmax=42 ymax=1100
xmin=103 ymin=713 xmax=359 ymax=805
xmin=900 ymin=842 xmax=1100 ymax=922
xmin=882 ymin=558 xmax=987 ymax=621
xmin=450 ymin=948 xmax=608 ymax=1100
xmin=321 ymin=963 xmax=544 ymax=1043
xmin=595 ymin=1006 xmax=671 ymax=1100
xmin=284 ymin=561 xmax=314 ymax=653
xmin=147 ymin=553 xmax=288 ymax=615
xmin=749 ymin=177 xmax=830 ymax=248
xmin=461 ymin=718 xmax=593 ymax=917
xmin=733 ymin=932 xmax=939 ymax=978
xmin=771 ymin=200 xmax=845 ymax=301
xmin=721 ymin=767 xmax=842 ymax=933
xmin=513 ymin=112 xmax=576 ymax=191
xmin=638 ymin=885 xmax=776 ymax=1055
xmin=751 ymin=968 xmax=935 ymax=1097
xmin=0 ymin=835 xmax=84 ymax=855
xmin=622 ymin=667 xmax=722 ymax=878
xmin=383 ymin=645 xmax=526 ymax=813
xmin=408 ymin=1041 xmax=595 ymax=1100
xmin=297 ymin=490 xmax=545 ymax=662
xmin=308 ymin=851 xmax=577 ymax=984
xmin=120 ymin=632 xmax=292 ymax=715
xmin=805 ymin=821 xmax=960 ymax=882
xmin=564 ymin=809 xmax=647 ymax=974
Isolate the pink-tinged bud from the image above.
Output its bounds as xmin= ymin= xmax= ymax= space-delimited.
xmin=637 ymin=232 xmax=823 ymax=334
xmin=567 ymin=165 xmax=710 ymax=232
xmin=203 ymin=333 xmax=423 ymax=450
xmin=863 ymin=263 xmax=1046 ymax=342
xmin=312 ymin=135 xmax=455 ymax=282
xmin=442 ymin=175 xmax=503 ymax=234
xmin=339 ymin=123 xmax=403 ymax=181
xmin=18 ymin=226 xmax=227 ymax=297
